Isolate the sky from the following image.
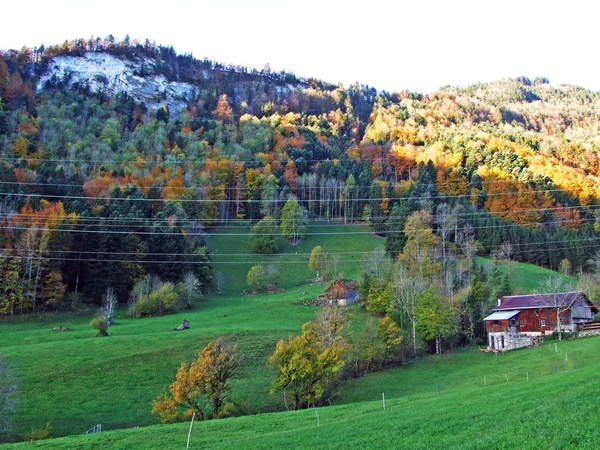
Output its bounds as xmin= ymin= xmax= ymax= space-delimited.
xmin=1 ymin=0 xmax=600 ymax=94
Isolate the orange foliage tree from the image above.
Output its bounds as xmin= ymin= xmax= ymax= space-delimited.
xmin=152 ymin=338 xmax=239 ymax=422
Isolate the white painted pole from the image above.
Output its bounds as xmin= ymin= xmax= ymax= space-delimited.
xmin=505 ymin=374 xmax=509 ymax=383
xmin=565 ymin=353 xmax=568 ymax=362
xmin=484 ymin=375 xmax=487 ymax=387
xmin=382 ymin=392 xmax=386 ymax=410
xmin=186 ymin=412 xmax=196 ymax=449
xmin=555 ymin=343 xmax=558 ymax=353
xmin=526 ymin=371 xmax=529 ymax=381
xmin=314 ymin=407 xmax=320 ymax=426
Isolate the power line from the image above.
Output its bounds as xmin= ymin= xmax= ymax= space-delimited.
xmin=0 ymin=187 xmax=591 ymax=203
xmin=2 ymin=202 xmax=597 ymax=225
xmin=2 ymin=235 xmax=598 ymax=259
xmin=0 ymin=241 xmax=597 ymax=265
xmin=0 ymin=216 xmax=595 ymax=236
xmin=0 ymin=178 xmax=572 ymax=190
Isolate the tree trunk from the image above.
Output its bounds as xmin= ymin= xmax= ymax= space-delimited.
xmin=412 ymin=320 xmax=417 ymax=354
xmin=436 ymin=335 xmax=441 ymax=354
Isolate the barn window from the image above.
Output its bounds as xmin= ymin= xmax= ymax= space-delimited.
xmin=540 ymin=318 xmax=547 ymax=327
xmin=519 ymin=319 xmax=525 ymax=327
xmin=493 ymin=320 xmax=500 ymax=326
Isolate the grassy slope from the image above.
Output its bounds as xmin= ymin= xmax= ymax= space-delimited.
xmin=7 ymin=336 xmax=600 ymax=449
xmin=0 ymin=224 xmax=580 ymax=442
xmin=0 ymin=223 xmax=383 ymax=438
xmin=477 ymin=256 xmax=577 ymax=293
xmin=210 ymin=222 xmax=382 ymax=294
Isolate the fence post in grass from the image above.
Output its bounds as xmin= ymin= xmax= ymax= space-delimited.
xmin=565 ymin=353 xmax=568 ymax=362
xmin=437 ymin=384 xmax=441 ymax=397
xmin=505 ymin=373 xmax=509 ymax=383
xmin=186 ymin=412 xmax=196 ymax=449
xmin=555 ymin=343 xmax=558 ymax=353
xmin=541 ymin=368 xmax=544 ymax=377
xmin=484 ymin=375 xmax=487 ymax=387
xmin=314 ymin=406 xmax=320 ymax=426
xmin=382 ymin=392 xmax=386 ymax=410
xmin=526 ymin=371 xmax=529 ymax=381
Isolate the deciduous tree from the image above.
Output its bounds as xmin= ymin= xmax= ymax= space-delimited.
xmin=269 ymin=320 xmax=346 ymax=410
xmin=280 ymin=197 xmax=307 ymax=246
xmin=415 ymin=290 xmax=457 ymax=354
xmin=152 ymin=338 xmax=239 ymax=422
xmin=251 ymin=216 xmax=280 ymax=254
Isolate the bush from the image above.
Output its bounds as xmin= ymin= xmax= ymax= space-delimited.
xmin=21 ymin=422 xmax=52 ymax=441
xmin=247 ymin=265 xmax=267 ymax=291
xmin=251 ymin=216 xmax=280 ymax=254
xmin=132 ymin=282 xmax=178 ymax=318
xmin=90 ymin=316 xmax=109 ymax=337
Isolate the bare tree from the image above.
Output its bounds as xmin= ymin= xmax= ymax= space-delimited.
xmin=497 ymin=242 xmax=514 ymax=277
xmin=181 ymin=272 xmax=200 ymax=308
xmin=364 ymin=248 xmax=389 ymax=278
xmin=331 ymin=253 xmax=341 ymax=280
xmin=392 ymin=263 xmax=425 ymax=354
xmin=214 ymin=271 xmax=226 ymax=295
xmin=0 ymin=355 xmax=18 ymax=442
xmin=457 ymin=223 xmax=478 ymax=262
xmin=130 ymin=274 xmax=162 ymax=306
xmin=536 ymin=277 xmax=573 ymax=340
xmin=101 ymin=287 xmax=117 ymax=324
xmin=436 ymin=203 xmax=457 ymax=269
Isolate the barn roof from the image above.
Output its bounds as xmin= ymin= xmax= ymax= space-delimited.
xmin=495 ymin=291 xmax=587 ymax=310
xmin=326 ymin=279 xmax=359 ymax=291
xmin=483 ymin=311 xmax=520 ymax=321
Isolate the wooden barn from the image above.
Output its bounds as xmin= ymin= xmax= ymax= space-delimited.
xmin=322 ymin=279 xmax=360 ymax=306
xmin=483 ymin=291 xmax=597 ymax=351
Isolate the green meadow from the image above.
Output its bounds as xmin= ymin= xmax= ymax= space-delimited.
xmin=0 ymin=223 xmax=588 ymax=446
xmin=6 ymin=336 xmax=600 ymax=449
xmin=209 ymin=222 xmax=383 ymax=294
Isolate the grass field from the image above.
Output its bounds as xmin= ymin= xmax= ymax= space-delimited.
xmin=0 ymin=287 xmax=323 ymax=438
xmin=476 ymin=256 xmax=577 ymax=293
xmin=0 ymin=223 xmax=383 ymax=439
xmin=209 ymin=222 xmax=383 ymax=294
xmin=6 ymin=336 xmax=600 ymax=449
xmin=0 ymin=223 xmax=586 ymax=445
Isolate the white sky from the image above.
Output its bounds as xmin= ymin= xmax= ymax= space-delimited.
xmin=1 ymin=0 xmax=599 ymax=94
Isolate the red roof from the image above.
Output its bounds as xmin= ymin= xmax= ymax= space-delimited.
xmin=495 ymin=291 xmax=588 ymax=310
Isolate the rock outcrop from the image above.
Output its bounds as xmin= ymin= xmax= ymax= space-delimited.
xmin=37 ymin=52 xmax=195 ymax=114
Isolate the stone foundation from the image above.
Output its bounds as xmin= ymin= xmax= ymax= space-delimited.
xmin=488 ymin=332 xmax=533 ymax=351
xmin=578 ymin=329 xmax=600 ymax=338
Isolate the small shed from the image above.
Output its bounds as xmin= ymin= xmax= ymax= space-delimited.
xmin=324 ymin=279 xmax=360 ymax=306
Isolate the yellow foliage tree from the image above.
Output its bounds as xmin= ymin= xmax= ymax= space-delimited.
xmin=269 ymin=320 xmax=346 ymax=410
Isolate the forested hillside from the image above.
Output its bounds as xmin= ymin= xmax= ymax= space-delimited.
xmin=1 ymin=36 xmax=600 ymax=314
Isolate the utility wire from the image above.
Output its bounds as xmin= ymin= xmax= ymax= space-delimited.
xmin=0 ymin=217 xmax=595 ymax=236
xmin=0 ymin=187 xmax=591 ymax=203
xmin=0 ymin=241 xmax=597 ymax=265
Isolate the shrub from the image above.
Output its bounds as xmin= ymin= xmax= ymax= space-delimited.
xmin=251 ymin=216 xmax=280 ymax=254
xmin=131 ymin=282 xmax=178 ymax=318
xmin=247 ymin=265 xmax=267 ymax=291
xmin=90 ymin=316 xmax=109 ymax=337
xmin=21 ymin=422 xmax=52 ymax=441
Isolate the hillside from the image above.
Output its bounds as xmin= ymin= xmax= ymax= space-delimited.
xmin=2 ymin=37 xmax=600 ymax=445
xmin=0 ymin=251 xmax=575 ymax=440
xmin=210 ymin=222 xmax=382 ymax=294
xmin=1 ymin=38 xmax=599 ymax=314
xmin=5 ymin=336 xmax=600 ymax=449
